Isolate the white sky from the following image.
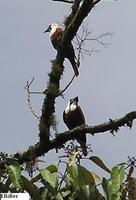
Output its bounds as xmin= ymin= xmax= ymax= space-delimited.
xmin=0 ymin=0 xmax=136 ymax=176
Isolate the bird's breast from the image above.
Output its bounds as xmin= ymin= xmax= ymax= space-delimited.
xmin=64 ymin=107 xmax=85 ymax=130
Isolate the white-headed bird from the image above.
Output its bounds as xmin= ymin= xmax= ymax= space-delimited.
xmin=44 ymin=23 xmax=79 ymax=77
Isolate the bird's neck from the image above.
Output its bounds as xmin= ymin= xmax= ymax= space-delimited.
xmin=65 ymin=102 xmax=77 ymax=114
xmin=49 ymin=27 xmax=57 ymax=37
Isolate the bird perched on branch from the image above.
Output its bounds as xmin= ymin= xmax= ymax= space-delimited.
xmin=63 ymin=96 xmax=87 ymax=156
xmin=44 ymin=23 xmax=79 ymax=77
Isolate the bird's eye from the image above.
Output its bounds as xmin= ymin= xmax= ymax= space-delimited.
xmin=70 ymin=98 xmax=74 ymax=104
xmin=70 ymin=98 xmax=73 ymax=102
xmin=48 ymin=25 xmax=51 ymax=30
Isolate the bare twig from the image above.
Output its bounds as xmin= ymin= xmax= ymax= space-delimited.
xmin=58 ymin=161 xmax=68 ymax=190
xmin=58 ymin=74 xmax=76 ymax=96
xmin=29 ymin=92 xmax=43 ymax=95
xmin=74 ymin=23 xmax=92 ymax=60
xmin=74 ymin=24 xmax=113 ymax=62
xmin=24 ymin=78 xmax=40 ymax=121
xmin=86 ymin=32 xmax=113 ymax=48
xmin=74 ymin=28 xmax=113 ymax=60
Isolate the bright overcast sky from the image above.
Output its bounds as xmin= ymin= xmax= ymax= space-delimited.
xmin=0 ymin=0 xmax=136 ymax=175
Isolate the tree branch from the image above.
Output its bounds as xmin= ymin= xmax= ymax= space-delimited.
xmin=61 ymin=0 xmax=95 ymax=45
xmin=25 ymin=78 xmax=40 ymax=121
xmin=8 ymin=111 xmax=136 ymax=166
xmin=58 ymin=74 xmax=76 ymax=96
xmin=38 ymin=0 xmax=101 ymax=146
xmin=52 ymin=0 xmax=74 ymax=3
xmin=93 ymin=0 xmax=102 ymax=6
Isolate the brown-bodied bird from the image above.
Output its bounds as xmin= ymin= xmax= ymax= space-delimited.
xmin=44 ymin=23 xmax=79 ymax=77
xmin=63 ymin=97 xmax=87 ymax=156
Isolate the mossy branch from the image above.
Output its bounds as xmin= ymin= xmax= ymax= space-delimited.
xmin=38 ymin=0 xmax=101 ymax=144
xmin=8 ymin=111 xmax=135 ymax=166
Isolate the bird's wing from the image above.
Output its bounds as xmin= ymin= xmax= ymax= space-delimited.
xmin=56 ymin=28 xmax=63 ymax=41
xmin=77 ymin=105 xmax=86 ymax=124
xmin=51 ymin=28 xmax=63 ymax=49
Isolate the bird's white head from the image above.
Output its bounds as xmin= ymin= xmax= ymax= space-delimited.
xmin=44 ymin=23 xmax=64 ymax=37
xmin=65 ymin=97 xmax=78 ymax=114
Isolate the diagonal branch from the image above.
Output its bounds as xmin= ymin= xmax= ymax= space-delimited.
xmin=38 ymin=0 xmax=101 ymax=146
xmin=93 ymin=0 xmax=102 ymax=6
xmin=58 ymin=74 xmax=76 ymax=96
xmin=60 ymin=0 xmax=95 ymax=46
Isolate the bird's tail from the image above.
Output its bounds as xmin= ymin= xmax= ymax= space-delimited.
xmin=69 ymin=57 xmax=79 ymax=77
xmin=80 ymin=141 xmax=87 ymax=156
xmin=66 ymin=42 xmax=79 ymax=77
xmin=76 ymin=130 xmax=87 ymax=156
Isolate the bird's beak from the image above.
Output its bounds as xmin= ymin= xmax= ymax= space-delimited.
xmin=71 ymin=96 xmax=78 ymax=103
xmin=44 ymin=27 xmax=49 ymax=33
xmin=74 ymin=96 xmax=78 ymax=102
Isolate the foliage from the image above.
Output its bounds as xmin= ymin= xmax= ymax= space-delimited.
xmin=0 ymin=152 xmax=136 ymax=200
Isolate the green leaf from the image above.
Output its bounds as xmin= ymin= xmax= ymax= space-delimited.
xmin=78 ymin=165 xmax=95 ymax=186
xmin=79 ymin=185 xmax=90 ymax=199
xmin=89 ymin=187 xmax=103 ymax=200
xmin=78 ymin=185 xmax=102 ymax=200
xmin=111 ymin=166 xmax=120 ymax=193
xmin=111 ymin=164 xmax=125 ymax=193
xmin=90 ymin=171 xmax=101 ymax=183
xmin=5 ymin=161 xmax=22 ymax=191
xmin=68 ymin=164 xmax=95 ymax=188
xmin=102 ymin=178 xmax=108 ymax=196
xmin=55 ymin=193 xmax=63 ymax=200
xmin=102 ymin=164 xmax=125 ymax=200
xmin=107 ymin=180 xmax=112 ymax=200
xmin=61 ymin=190 xmax=71 ymax=198
xmin=118 ymin=164 xmax=125 ymax=185
xmin=68 ymin=150 xmax=78 ymax=166
xmin=40 ymin=169 xmax=58 ymax=189
xmin=68 ymin=164 xmax=79 ymax=189
xmin=21 ymin=175 xmax=42 ymax=200
xmin=90 ymin=156 xmax=110 ymax=173
xmin=39 ymin=169 xmax=63 ymax=200
xmin=46 ymin=163 xmax=58 ymax=173
xmin=42 ymin=181 xmax=62 ymax=200
xmin=62 ymin=173 xmax=72 ymax=188
xmin=40 ymin=187 xmax=49 ymax=200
